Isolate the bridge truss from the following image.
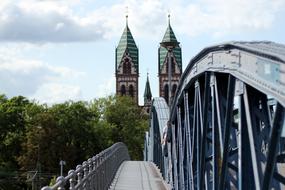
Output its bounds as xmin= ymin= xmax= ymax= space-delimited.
xmin=145 ymin=41 xmax=285 ymax=190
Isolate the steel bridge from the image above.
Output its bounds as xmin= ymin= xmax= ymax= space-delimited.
xmin=145 ymin=41 xmax=285 ymax=190
xmin=42 ymin=41 xmax=285 ymax=190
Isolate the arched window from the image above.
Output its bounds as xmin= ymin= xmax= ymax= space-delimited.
xmin=123 ymin=62 xmax=127 ymax=74
xmin=121 ymin=85 xmax=126 ymax=95
xmin=127 ymin=62 xmax=131 ymax=74
xmin=164 ymin=84 xmax=169 ymax=104
xmin=172 ymin=84 xmax=177 ymax=97
xmin=129 ymin=85 xmax=134 ymax=97
xmin=123 ymin=58 xmax=131 ymax=74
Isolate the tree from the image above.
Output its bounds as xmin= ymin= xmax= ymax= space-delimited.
xmin=0 ymin=96 xmax=34 ymax=189
xmin=0 ymin=94 xmax=149 ymax=188
xmin=104 ymin=96 xmax=148 ymax=160
xmin=0 ymin=96 xmax=31 ymax=169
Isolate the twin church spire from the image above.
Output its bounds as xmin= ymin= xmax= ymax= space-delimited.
xmin=115 ymin=12 xmax=139 ymax=103
xmin=159 ymin=14 xmax=182 ymax=104
xmin=115 ymin=12 xmax=182 ymax=107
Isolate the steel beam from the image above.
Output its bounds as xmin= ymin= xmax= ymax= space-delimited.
xmin=177 ymin=107 xmax=185 ymax=189
xmin=218 ymin=75 xmax=236 ymax=190
xmin=199 ymin=72 xmax=211 ymax=189
xmin=184 ymin=91 xmax=194 ymax=190
xmin=262 ymin=103 xmax=285 ymax=190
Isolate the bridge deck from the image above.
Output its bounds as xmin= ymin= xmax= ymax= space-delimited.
xmin=109 ymin=161 xmax=169 ymax=190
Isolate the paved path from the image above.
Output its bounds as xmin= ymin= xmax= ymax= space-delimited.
xmin=109 ymin=161 xmax=169 ymax=190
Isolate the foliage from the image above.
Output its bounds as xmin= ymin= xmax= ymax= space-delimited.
xmin=104 ymin=96 xmax=148 ymax=160
xmin=0 ymin=94 xmax=148 ymax=188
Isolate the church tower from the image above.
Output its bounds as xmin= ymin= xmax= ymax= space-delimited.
xmin=158 ymin=15 xmax=182 ymax=104
xmin=115 ymin=14 xmax=139 ymax=104
xmin=143 ymin=73 xmax=152 ymax=113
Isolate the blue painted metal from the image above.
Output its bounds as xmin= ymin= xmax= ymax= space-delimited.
xmin=262 ymin=103 xmax=285 ymax=190
xmin=144 ymin=97 xmax=169 ymax=180
xmin=177 ymin=107 xmax=185 ymax=189
xmin=145 ymin=41 xmax=285 ymax=190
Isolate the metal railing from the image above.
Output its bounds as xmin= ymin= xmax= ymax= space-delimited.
xmin=41 ymin=142 xmax=130 ymax=190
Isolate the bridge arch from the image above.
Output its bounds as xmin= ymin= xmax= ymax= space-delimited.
xmin=144 ymin=97 xmax=169 ymax=180
xmin=148 ymin=41 xmax=285 ymax=190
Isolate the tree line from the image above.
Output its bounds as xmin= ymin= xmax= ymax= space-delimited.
xmin=0 ymin=95 xmax=148 ymax=189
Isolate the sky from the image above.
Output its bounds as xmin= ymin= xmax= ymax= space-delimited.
xmin=0 ymin=0 xmax=285 ymax=105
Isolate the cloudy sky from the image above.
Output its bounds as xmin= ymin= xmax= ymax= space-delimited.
xmin=0 ymin=0 xmax=285 ymax=105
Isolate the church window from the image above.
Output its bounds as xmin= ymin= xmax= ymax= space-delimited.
xmin=129 ymin=85 xmax=134 ymax=97
xmin=123 ymin=62 xmax=131 ymax=74
xmin=121 ymin=85 xmax=126 ymax=95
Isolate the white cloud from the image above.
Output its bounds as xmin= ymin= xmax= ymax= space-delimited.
xmin=0 ymin=0 xmax=284 ymax=42
xmin=0 ymin=0 xmax=106 ymax=42
xmin=96 ymin=76 xmax=115 ymax=98
xmin=174 ymin=0 xmax=285 ymax=37
xmin=0 ymin=44 xmax=84 ymax=103
xmin=30 ymin=83 xmax=82 ymax=104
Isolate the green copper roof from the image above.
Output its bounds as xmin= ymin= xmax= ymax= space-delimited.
xmin=144 ymin=75 xmax=152 ymax=102
xmin=161 ymin=23 xmax=178 ymax=43
xmin=116 ymin=24 xmax=138 ymax=71
xmin=159 ymin=22 xmax=182 ymax=72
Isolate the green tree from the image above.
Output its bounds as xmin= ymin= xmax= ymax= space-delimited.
xmin=0 ymin=94 xmax=149 ymax=188
xmin=104 ymin=96 xmax=148 ymax=160
xmin=19 ymin=101 xmax=97 ymax=172
xmin=0 ymin=95 xmax=33 ymax=189
xmin=0 ymin=96 xmax=31 ymax=169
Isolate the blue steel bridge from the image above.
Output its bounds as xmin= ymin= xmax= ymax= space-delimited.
xmin=42 ymin=41 xmax=285 ymax=190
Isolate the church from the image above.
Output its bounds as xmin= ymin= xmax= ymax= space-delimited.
xmin=115 ymin=14 xmax=182 ymax=111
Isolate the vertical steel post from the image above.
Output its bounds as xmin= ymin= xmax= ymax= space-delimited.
xmin=214 ymin=77 xmax=224 ymax=155
xmin=243 ymin=85 xmax=261 ymax=190
xmin=262 ymin=103 xmax=285 ymax=190
xmin=177 ymin=107 xmax=185 ymax=189
xmin=218 ymin=75 xmax=236 ymax=190
xmin=184 ymin=91 xmax=194 ymax=190
xmin=172 ymin=122 xmax=179 ymax=190
xmin=211 ymin=74 xmax=219 ymax=190
xmin=199 ymin=72 xmax=211 ymax=189
xmin=168 ymin=49 xmax=172 ymax=106
xmin=238 ymin=93 xmax=255 ymax=190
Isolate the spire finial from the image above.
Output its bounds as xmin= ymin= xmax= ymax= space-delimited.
xmin=126 ymin=6 xmax=129 ymax=26
xmin=168 ymin=10 xmax=170 ymax=26
xmin=147 ymin=68 xmax=149 ymax=78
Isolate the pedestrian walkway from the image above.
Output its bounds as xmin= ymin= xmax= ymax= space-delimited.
xmin=109 ymin=161 xmax=170 ymax=190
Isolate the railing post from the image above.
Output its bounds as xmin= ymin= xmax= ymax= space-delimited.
xmin=41 ymin=143 xmax=129 ymax=190
xmin=93 ymin=156 xmax=99 ymax=190
xmin=68 ymin=170 xmax=75 ymax=190
xmin=76 ymin=165 xmax=82 ymax=188
xmin=56 ymin=176 xmax=65 ymax=190
xmin=82 ymin=161 xmax=88 ymax=189
xmin=87 ymin=159 xmax=93 ymax=189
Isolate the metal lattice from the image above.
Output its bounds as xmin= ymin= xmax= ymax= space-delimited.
xmin=146 ymin=41 xmax=285 ymax=190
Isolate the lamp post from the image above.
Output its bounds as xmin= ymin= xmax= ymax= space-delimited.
xmin=160 ymin=41 xmax=179 ymax=110
xmin=36 ymin=126 xmax=42 ymax=190
xmin=59 ymin=160 xmax=66 ymax=176
xmin=160 ymin=41 xmax=179 ymax=190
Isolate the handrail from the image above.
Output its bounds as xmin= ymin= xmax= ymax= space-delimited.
xmin=41 ymin=142 xmax=130 ymax=190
